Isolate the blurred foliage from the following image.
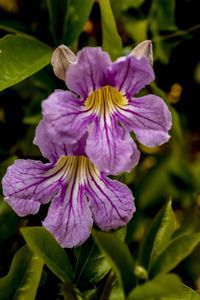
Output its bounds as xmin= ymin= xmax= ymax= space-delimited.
xmin=0 ymin=0 xmax=200 ymax=299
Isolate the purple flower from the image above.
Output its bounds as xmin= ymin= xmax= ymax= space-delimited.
xmin=2 ymin=120 xmax=135 ymax=248
xmin=42 ymin=43 xmax=172 ymax=175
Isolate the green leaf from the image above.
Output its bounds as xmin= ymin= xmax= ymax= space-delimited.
xmin=109 ymin=282 xmax=125 ymax=300
xmin=61 ymin=282 xmax=83 ymax=300
xmin=64 ymin=0 xmax=93 ymax=45
xmin=110 ymin=0 xmax=145 ymax=18
xmin=127 ymin=274 xmax=182 ymax=300
xmin=149 ymin=233 xmax=200 ymax=277
xmin=150 ymin=0 xmax=177 ymax=31
xmin=75 ymin=228 xmax=127 ymax=285
xmin=21 ymin=227 xmax=73 ymax=283
xmin=138 ymin=201 xmax=176 ymax=269
xmin=153 ymin=40 xmax=174 ymax=64
xmin=74 ymin=237 xmax=111 ymax=285
xmin=120 ymin=0 xmax=145 ymax=10
xmin=149 ymin=0 xmax=177 ymax=63
xmin=0 ymin=34 xmax=52 ymax=91
xmin=135 ymin=155 xmax=173 ymax=210
xmin=123 ymin=17 xmax=148 ymax=42
xmin=98 ymin=0 xmax=123 ymax=60
xmin=92 ymin=230 xmax=137 ymax=296
xmin=47 ymin=0 xmax=69 ymax=44
xmin=23 ymin=113 xmax=41 ymax=125
xmin=74 ymin=228 xmax=126 ymax=285
xmin=149 ymin=200 xmax=177 ymax=267
xmin=162 ymin=284 xmax=200 ymax=300
xmin=0 ymin=245 xmax=43 ymax=300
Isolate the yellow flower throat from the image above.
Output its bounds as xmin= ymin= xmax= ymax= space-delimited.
xmin=84 ymin=86 xmax=128 ymax=116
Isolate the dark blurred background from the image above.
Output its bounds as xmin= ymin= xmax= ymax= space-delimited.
xmin=0 ymin=0 xmax=200 ymax=297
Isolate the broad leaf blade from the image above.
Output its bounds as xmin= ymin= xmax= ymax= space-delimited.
xmin=74 ymin=228 xmax=126 ymax=284
xmin=92 ymin=230 xmax=137 ymax=296
xmin=47 ymin=0 xmax=69 ymax=44
xmin=0 ymin=34 xmax=52 ymax=91
xmin=149 ymin=200 xmax=177 ymax=267
xmin=149 ymin=233 xmax=200 ymax=277
xmin=162 ymin=284 xmax=200 ymax=300
xmin=138 ymin=201 xmax=176 ymax=269
xmin=64 ymin=0 xmax=93 ymax=45
xmin=98 ymin=0 xmax=122 ymax=60
xmin=0 ymin=245 xmax=43 ymax=300
xmin=21 ymin=226 xmax=73 ymax=283
xmin=74 ymin=237 xmax=111 ymax=285
xmin=127 ymin=274 xmax=182 ymax=300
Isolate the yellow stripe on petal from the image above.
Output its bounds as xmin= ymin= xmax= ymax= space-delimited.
xmin=45 ymin=156 xmax=100 ymax=186
xmin=84 ymin=86 xmax=128 ymax=117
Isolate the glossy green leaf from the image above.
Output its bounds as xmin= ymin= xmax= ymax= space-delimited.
xmin=127 ymin=274 xmax=182 ymax=300
xmin=64 ymin=0 xmax=93 ymax=45
xmin=138 ymin=201 xmax=176 ymax=269
xmin=149 ymin=233 xmax=200 ymax=277
xmin=74 ymin=228 xmax=126 ymax=285
xmin=21 ymin=227 xmax=73 ymax=283
xmin=92 ymin=230 xmax=137 ymax=296
xmin=74 ymin=237 xmax=111 ymax=285
xmin=98 ymin=0 xmax=123 ymax=60
xmin=109 ymin=282 xmax=125 ymax=300
xmin=149 ymin=200 xmax=177 ymax=267
xmin=61 ymin=282 xmax=83 ymax=300
xmin=0 ymin=245 xmax=43 ymax=300
xmin=47 ymin=0 xmax=69 ymax=44
xmin=162 ymin=284 xmax=200 ymax=300
xmin=0 ymin=34 xmax=52 ymax=91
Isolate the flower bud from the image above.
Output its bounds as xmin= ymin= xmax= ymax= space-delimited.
xmin=130 ymin=40 xmax=153 ymax=65
xmin=51 ymin=45 xmax=77 ymax=81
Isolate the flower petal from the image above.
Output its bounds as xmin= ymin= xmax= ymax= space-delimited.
xmin=34 ymin=119 xmax=87 ymax=161
xmin=86 ymin=117 xmax=140 ymax=175
xmin=119 ymin=95 xmax=172 ymax=146
xmin=34 ymin=119 xmax=65 ymax=162
xmin=43 ymin=185 xmax=93 ymax=248
xmin=66 ymin=47 xmax=112 ymax=98
xmin=87 ymin=174 xmax=135 ymax=230
xmin=2 ymin=159 xmax=61 ymax=216
xmin=42 ymin=90 xmax=90 ymax=145
xmin=107 ymin=55 xmax=154 ymax=97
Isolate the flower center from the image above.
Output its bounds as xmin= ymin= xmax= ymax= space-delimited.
xmin=47 ymin=155 xmax=99 ymax=185
xmin=84 ymin=85 xmax=128 ymax=117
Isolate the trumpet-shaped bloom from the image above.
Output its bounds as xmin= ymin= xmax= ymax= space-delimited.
xmin=2 ymin=120 xmax=135 ymax=248
xmin=42 ymin=46 xmax=172 ymax=175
